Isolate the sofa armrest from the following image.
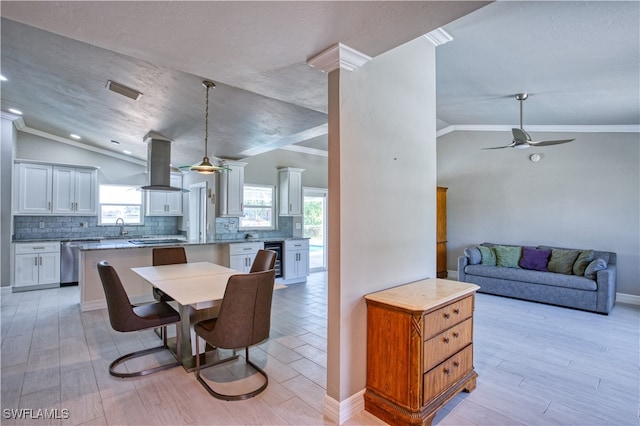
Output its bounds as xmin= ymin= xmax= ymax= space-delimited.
xmin=595 ymin=264 xmax=617 ymax=314
xmin=457 ymin=255 xmax=469 ymax=282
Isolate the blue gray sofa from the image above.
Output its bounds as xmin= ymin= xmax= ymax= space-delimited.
xmin=457 ymin=242 xmax=616 ymax=314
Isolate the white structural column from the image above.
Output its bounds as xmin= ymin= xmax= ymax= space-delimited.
xmin=308 ymin=40 xmax=438 ymax=424
xmin=1 ymin=113 xmax=21 ymax=287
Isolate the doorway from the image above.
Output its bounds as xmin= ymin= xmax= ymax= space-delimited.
xmin=188 ymin=182 xmax=207 ymax=242
xmin=303 ymin=187 xmax=327 ymax=272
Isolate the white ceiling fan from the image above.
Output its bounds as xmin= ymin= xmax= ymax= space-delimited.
xmin=483 ymin=93 xmax=575 ymax=150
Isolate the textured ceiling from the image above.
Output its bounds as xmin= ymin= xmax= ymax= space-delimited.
xmin=1 ymin=1 xmax=638 ymax=167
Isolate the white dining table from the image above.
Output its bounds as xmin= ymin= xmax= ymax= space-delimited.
xmin=131 ymin=262 xmax=283 ymax=371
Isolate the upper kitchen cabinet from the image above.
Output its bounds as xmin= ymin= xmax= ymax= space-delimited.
xmin=217 ymin=161 xmax=247 ymax=217
xmin=146 ymin=174 xmax=183 ymax=216
xmin=52 ymin=166 xmax=97 ymax=215
xmin=14 ymin=161 xmax=97 ymax=215
xmin=278 ymin=167 xmax=304 ymax=216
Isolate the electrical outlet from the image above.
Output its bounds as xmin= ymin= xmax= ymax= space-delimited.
xmin=295 ymin=222 xmax=302 ymax=230
xmin=39 ymin=222 xmax=45 ymax=229
xmin=80 ymin=222 xmax=87 ymax=228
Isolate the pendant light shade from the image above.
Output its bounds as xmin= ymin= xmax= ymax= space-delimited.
xmin=192 ymin=80 xmax=224 ymax=174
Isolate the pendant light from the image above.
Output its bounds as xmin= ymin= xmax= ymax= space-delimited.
xmin=191 ymin=80 xmax=225 ymax=174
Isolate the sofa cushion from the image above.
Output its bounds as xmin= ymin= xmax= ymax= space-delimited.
xmin=494 ymin=245 xmax=521 ymax=268
xmin=464 ymin=264 xmax=597 ymax=291
xmin=584 ymin=258 xmax=607 ymax=280
xmin=519 ymin=246 xmax=551 ymax=271
xmin=464 ymin=247 xmax=482 ymax=265
xmin=573 ymin=250 xmax=594 ymax=276
xmin=548 ymin=249 xmax=581 ymax=275
xmin=478 ymin=246 xmax=496 ymax=266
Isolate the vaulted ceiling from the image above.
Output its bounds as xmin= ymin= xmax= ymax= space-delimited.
xmin=1 ymin=1 xmax=638 ymax=168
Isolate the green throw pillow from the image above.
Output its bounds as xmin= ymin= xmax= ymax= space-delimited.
xmin=548 ymin=249 xmax=581 ymax=275
xmin=573 ymin=249 xmax=594 ymax=276
xmin=494 ymin=245 xmax=522 ymax=268
xmin=478 ymin=246 xmax=496 ymax=266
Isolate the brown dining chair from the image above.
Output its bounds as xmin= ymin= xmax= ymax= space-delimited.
xmin=250 ymin=249 xmax=277 ymax=273
xmin=152 ymin=247 xmax=188 ymax=303
xmin=97 ymin=261 xmax=182 ymax=378
xmin=194 ymin=269 xmax=276 ymax=400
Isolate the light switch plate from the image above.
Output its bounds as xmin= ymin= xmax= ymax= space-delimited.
xmin=295 ymin=222 xmax=302 ymax=230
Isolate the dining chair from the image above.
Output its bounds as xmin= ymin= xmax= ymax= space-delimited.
xmin=97 ymin=261 xmax=182 ymax=378
xmin=194 ymin=269 xmax=276 ymax=400
xmin=152 ymin=246 xmax=188 ymax=302
xmin=249 ymin=249 xmax=277 ymax=273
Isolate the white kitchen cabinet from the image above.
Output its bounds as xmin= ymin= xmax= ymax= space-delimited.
xmin=15 ymin=162 xmax=53 ymax=214
xmin=218 ymin=161 xmax=247 ymax=217
xmin=52 ymin=166 xmax=97 ymax=215
xmin=13 ymin=242 xmax=61 ymax=290
xmin=278 ymin=167 xmax=304 ymax=216
xmin=14 ymin=162 xmax=97 ymax=215
xmin=226 ymin=241 xmax=264 ymax=273
xmin=146 ymin=174 xmax=183 ymax=216
xmin=282 ymin=239 xmax=309 ymax=283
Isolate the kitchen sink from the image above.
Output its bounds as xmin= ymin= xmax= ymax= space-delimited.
xmin=128 ymin=239 xmax=185 ymax=245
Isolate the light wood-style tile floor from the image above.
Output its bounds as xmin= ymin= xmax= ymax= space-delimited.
xmin=2 ymin=272 xmax=638 ymax=425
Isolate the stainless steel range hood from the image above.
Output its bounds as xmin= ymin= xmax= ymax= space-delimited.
xmin=141 ymin=133 xmax=182 ymax=192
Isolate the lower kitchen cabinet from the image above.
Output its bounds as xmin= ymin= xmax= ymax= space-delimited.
xmin=282 ymin=239 xmax=309 ymax=284
xmin=226 ymin=241 xmax=264 ymax=273
xmin=13 ymin=242 xmax=61 ymax=291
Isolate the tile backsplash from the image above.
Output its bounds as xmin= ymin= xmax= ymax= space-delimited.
xmin=215 ymin=216 xmax=294 ymax=241
xmin=13 ymin=216 xmax=179 ymax=241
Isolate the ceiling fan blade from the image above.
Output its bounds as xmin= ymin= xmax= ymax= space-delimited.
xmin=482 ymin=144 xmax=513 ymax=150
xmin=529 ymin=138 xmax=575 ymax=147
xmin=512 ymin=127 xmax=531 ymax=143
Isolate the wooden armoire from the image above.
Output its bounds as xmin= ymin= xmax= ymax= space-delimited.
xmin=436 ymin=187 xmax=448 ymax=278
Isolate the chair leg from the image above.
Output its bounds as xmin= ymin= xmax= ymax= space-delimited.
xmin=195 ymin=345 xmax=269 ymax=401
xmin=108 ymin=323 xmax=181 ymax=378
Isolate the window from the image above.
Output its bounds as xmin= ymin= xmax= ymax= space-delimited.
xmin=240 ymin=184 xmax=275 ymax=229
xmin=99 ymin=184 xmax=143 ymax=225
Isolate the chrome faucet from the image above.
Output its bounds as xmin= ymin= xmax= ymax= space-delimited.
xmin=115 ymin=217 xmax=127 ymax=236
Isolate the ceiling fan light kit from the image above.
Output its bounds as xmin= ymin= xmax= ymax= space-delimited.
xmin=192 ymin=80 xmax=225 ymax=174
xmin=483 ymin=93 xmax=575 ymax=151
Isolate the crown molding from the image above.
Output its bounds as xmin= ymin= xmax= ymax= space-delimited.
xmin=18 ymin=125 xmax=146 ymax=166
xmin=307 ymin=43 xmax=371 ymax=73
xmin=423 ymin=27 xmax=454 ymax=47
xmin=437 ymin=124 xmax=640 ymax=137
xmin=1 ymin=111 xmax=25 ymax=128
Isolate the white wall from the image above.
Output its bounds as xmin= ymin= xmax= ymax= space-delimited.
xmin=327 ymin=37 xmax=437 ymax=402
xmin=1 ymin=116 xmax=17 ymax=287
xmin=437 ymin=130 xmax=640 ymax=296
xmin=243 ymin=147 xmax=328 ymax=189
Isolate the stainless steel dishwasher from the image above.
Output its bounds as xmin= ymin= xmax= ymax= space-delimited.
xmin=60 ymin=240 xmax=99 ymax=285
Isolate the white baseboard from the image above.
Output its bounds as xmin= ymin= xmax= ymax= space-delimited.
xmin=324 ymin=389 xmax=365 ymax=425
xmin=447 ymin=270 xmax=458 ymax=279
xmin=81 ymin=294 xmax=153 ymax=312
xmin=617 ymin=292 xmax=640 ymax=305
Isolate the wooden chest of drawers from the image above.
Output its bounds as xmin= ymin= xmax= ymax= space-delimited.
xmin=364 ymin=279 xmax=479 ymax=425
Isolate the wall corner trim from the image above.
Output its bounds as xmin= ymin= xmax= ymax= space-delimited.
xmin=307 ymin=43 xmax=371 ymax=73
xmin=323 ymin=389 xmax=366 ymax=425
xmin=616 ymin=292 xmax=640 ymax=306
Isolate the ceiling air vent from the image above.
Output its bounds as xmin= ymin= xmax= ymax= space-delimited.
xmin=106 ymin=80 xmax=143 ymax=101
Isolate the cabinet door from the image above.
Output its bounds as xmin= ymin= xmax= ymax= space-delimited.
xmin=14 ymin=254 xmax=39 ymax=287
xmin=278 ymin=168 xmax=304 ymax=216
xmin=52 ymin=166 xmax=75 ymax=214
xmin=226 ymin=165 xmax=244 ymax=216
xmin=283 ymin=250 xmax=297 ymax=279
xmin=74 ymin=168 xmax=97 ymax=214
xmin=288 ymin=170 xmax=303 ymax=216
xmin=16 ymin=163 xmax=52 ymax=214
xmin=229 ymin=254 xmax=248 ymax=272
xmin=146 ymin=191 xmax=167 ymax=215
xmin=297 ymin=249 xmax=309 ymax=278
xmin=39 ymin=252 xmax=61 ymax=285
xmin=165 ymin=174 xmax=183 ymax=215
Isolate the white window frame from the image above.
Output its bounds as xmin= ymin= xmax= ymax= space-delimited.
xmin=239 ymin=184 xmax=276 ymax=230
xmin=98 ymin=184 xmax=144 ymax=225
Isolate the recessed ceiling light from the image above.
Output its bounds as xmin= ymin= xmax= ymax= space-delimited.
xmin=110 ymin=139 xmax=121 ymax=145
xmin=123 ymin=150 xmax=132 ymax=155
xmin=70 ymin=134 xmax=81 ymax=140
xmin=0 ymin=75 xmax=7 ymax=82
xmin=8 ymin=108 xmax=22 ymax=115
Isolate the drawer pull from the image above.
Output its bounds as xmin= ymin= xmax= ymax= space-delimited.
xmin=453 ymin=332 xmax=459 ymax=338
xmin=453 ymin=308 xmax=460 ymax=314
xmin=443 ymin=337 xmax=450 ymax=343
xmin=443 ymin=313 xmax=450 ymax=319
xmin=454 ymin=361 xmax=460 ymax=368
xmin=443 ymin=368 xmax=450 ymax=375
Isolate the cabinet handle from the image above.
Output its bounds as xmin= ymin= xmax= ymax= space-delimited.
xmin=443 ymin=368 xmax=450 ymax=375
xmin=453 ymin=332 xmax=459 ymax=338
xmin=34 ymin=257 xmax=38 ymax=266
xmin=443 ymin=337 xmax=450 ymax=343
xmin=33 ymin=247 xmax=45 ymax=250
xmin=48 ymin=201 xmax=51 ymax=211
xmin=453 ymin=308 xmax=460 ymax=314
xmin=453 ymin=361 xmax=460 ymax=368
xmin=39 ymin=256 xmax=42 ymax=266
xmin=443 ymin=313 xmax=450 ymax=319
xmin=290 ymin=203 xmax=292 ymax=211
